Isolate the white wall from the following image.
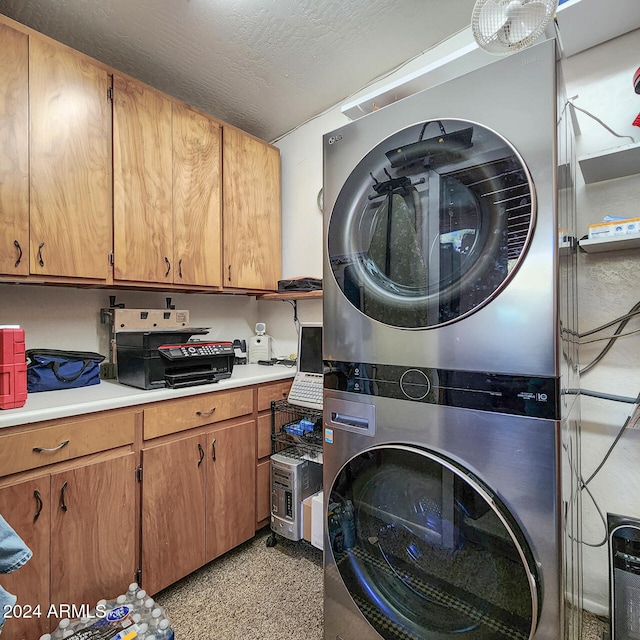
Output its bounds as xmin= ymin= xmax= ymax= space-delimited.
xmin=0 ymin=284 xmax=260 ymax=356
xmin=0 ymin=281 xmax=320 ymax=386
xmin=561 ymin=27 xmax=640 ymax=614
xmin=274 ymin=27 xmax=640 ymax=616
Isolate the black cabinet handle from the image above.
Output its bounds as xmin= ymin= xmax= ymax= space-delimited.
xmin=178 ymin=258 xmax=183 ymax=279
xmin=33 ymin=440 xmax=69 ymax=453
xmin=211 ymin=438 xmax=217 ymax=461
xmin=33 ymin=490 xmax=43 ymax=522
xmin=197 ymin=443 xmax=205 ymax=466
xmin=60 ymin=481 xmax=68 ymax=512
xmin=14 ymin=240 xmax=22 ymax=267
xmin=228 ymin=264 xmax=231 ymax=282
xmin=196 ymin=407 xmax=216 ymax=418
xmin=164 ymin=256 xmax=171 ymax=277
xmin=37 ymin=242 xmax=45 ymax=267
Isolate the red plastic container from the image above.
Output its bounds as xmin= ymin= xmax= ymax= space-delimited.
xmin=0 ymin=327 xmax=27 ymax=409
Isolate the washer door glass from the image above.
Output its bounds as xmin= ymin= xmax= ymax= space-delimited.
xmin=328 ymin=446 xmax=539 ymax=640
xmin=327 ymin=119 xmax=535 ymax=328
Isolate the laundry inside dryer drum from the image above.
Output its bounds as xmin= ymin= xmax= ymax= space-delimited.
xmin=328 ymin=446 xmax=540 ymax=640
xmin=327 ymin=119 xmax=536 ymax=329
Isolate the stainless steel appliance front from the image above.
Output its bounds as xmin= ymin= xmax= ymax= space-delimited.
xmin=323 ymin=390 xmax=569 ymax=640
xmin=323 ymin=39 xmax=560 ymax=378
xmin=322 ymin=38 xmax=581 ymax=640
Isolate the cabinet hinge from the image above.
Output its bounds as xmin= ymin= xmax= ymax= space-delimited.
xmin=136 ymin=466 xmax=143 ymax=482
xmin=107 ymin=86 xmax=113 ymax=102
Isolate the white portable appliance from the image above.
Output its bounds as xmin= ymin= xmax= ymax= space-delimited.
xmin=248 ymin=322 xmax=272 ymax=363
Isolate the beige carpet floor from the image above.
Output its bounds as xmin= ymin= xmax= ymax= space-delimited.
xmin=154 ymin=528 xmax=608 ymax=639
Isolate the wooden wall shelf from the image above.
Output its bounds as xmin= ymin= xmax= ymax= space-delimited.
xmin=257 ymin=290 xmax=323 ymax=301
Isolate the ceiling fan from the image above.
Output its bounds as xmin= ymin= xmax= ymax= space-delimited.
xmin=472 ymin=0 xmax=559 ymax=55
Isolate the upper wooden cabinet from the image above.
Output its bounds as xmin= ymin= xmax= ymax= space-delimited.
xmin=0 ymin=23 xmax=112 ymax=282
xmin=113 ymin=77 xmax=223 ymax=288
xmin=0 ymin=22 xmax=29 ymax=277
xmin=172 ymin=102 xmax=222 ymax=287
xmin=223 ymin=126 xmax=281 ymax=291
xmin=0 ymin=15 xmax=280 ymax=292
xmin=29 ymin=37 xmax=112 ymax=280
xmin=113 ymin=75 xmax=173 ymax=284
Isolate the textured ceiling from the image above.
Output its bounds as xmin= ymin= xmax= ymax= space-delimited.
xmin=0 ymin=0 xmax=477 ymax=141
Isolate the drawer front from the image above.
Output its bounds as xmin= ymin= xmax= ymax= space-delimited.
xmin=144 ymin=388 xmax=254 ymax=440
xmin=257 ymin=380 xmax=291 ymax=412
xmin=0 ymin=411 xmax=136 ymax=477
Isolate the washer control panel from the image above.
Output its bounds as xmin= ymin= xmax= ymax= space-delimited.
xmin=325 ymin=360 xmax=560 ymax=420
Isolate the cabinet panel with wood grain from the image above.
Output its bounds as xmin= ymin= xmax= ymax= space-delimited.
xmin=29 ymin=36 xmax=112 ymax=280
xmin=223 ymin=126 xmax=281 ymax=291
xmin=0 ymin=22 xmax=29 ymax=277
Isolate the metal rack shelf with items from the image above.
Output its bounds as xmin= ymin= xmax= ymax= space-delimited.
xmin=270 ymin=399 xmax=323 ymax=460
xmin=267 ymin=400 xmax=323 ymax=547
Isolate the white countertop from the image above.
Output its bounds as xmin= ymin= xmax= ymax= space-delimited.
xmin=0 ymin=364 xmax=296 ymax=429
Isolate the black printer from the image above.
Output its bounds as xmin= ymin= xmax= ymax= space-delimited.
xmin=116 ymin=329 xmax=235 ymax=390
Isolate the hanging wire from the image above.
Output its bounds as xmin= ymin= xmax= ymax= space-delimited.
xmin=559 ymin=98 xmax=636 ymax=144
xmin=584 ymin=404 xmax=640 ymax=487
xmin=579 ymin=300 xmax=640 ymax=375
xmin=579 ymin=399 xmax=640 ymax=547
xmin=581 ymin=326 xmax=640 ymax=344
xmin=573 ymin=298 xmax=640 ymax=545
xmin=579 ymin=304 xmax=640 ymax=337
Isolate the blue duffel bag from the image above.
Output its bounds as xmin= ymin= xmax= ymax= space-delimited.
xmin=26 ymin=349 xmax=105 ymax=392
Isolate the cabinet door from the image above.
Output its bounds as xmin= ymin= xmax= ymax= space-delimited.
xmin=29 ymin=37 xmax=112 ymax=280
xmin=0 ymin=23 xmax=29 ymax=277
xmin=50 ymin=454 xmax=136 ymax=610
xmin=205 ymin=420 xmax=256 ymax=562
xmin=256 ymin=459 xmax=271 ymax=526
xmin=113 ymin=75 xmax=173 ymax=283
xmin=255 ymin=414 xmax=272 ymax=528
xmin=173 ymin=103 xmax=222 ymax=287
xmin=0 ymin=477 xmax=51 ymax=640
xmin=222 ymin=127 xmax=281 ymax=290
xmin=141 ymin=435 xmax=206 ymax=595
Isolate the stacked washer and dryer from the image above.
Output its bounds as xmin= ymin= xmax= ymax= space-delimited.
xmin=322 ymin=39 xmax=582 ymax=640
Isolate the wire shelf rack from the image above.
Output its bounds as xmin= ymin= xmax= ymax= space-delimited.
xmin=271 ymin=399 xmax=323 ymax=460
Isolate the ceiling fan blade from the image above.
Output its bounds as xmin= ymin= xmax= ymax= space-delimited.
xmin=501 ymin=0 xmax=550 ymax=44
xmin=477 ymin=0 xmax=510 ymax=39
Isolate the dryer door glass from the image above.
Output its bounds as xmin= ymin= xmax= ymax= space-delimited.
xmin=327 ymin=119 xmax=535 ymax=328
xmin=328 ymin=445 xmax=539 ymax=639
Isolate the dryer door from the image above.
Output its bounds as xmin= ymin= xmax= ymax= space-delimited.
xmin=327 ymin=119 xmax=535 ymax=329
xmin=327 ymin=445 xmax=540 ymax=640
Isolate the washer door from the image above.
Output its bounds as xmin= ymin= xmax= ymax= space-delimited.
xmin=327 ymin=119 xmax=535 ymax=328
xmin=327 ymin=445 xmax=540 ymax=640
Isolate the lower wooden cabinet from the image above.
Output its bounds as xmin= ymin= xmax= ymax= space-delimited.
xmin=205 ymin=421 xmax=255 ymax=561
xmin=0 ymin=377 xmax=292 ymax=626
xmin=0 ymin=477 xmax=50 ymax=640
xmin=256 ymin=413 xmax=273 ymax=526
xmin=141 ymin=433 xmax=207 ymax=595
xmin=0 ymin=454 xmax=136 ymax=640
xmin=50 ymin=454 xmax=137 ymax=609
xmin=140 ymin=419 xmax=256 ymax=595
